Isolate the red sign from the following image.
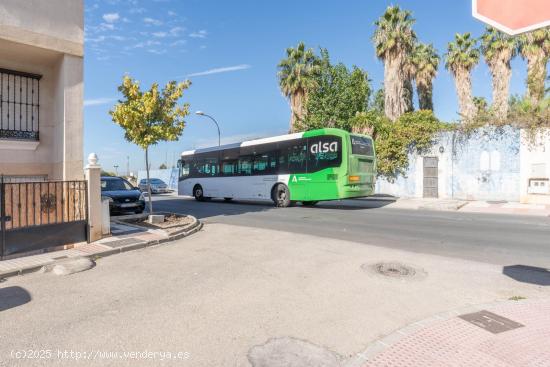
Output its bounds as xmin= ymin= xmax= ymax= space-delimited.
xmin=473 ymin=0 xmax=550 ymax=35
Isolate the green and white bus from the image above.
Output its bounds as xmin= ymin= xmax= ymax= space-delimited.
xmin=178 ymin=128 xmax=376 ymax=207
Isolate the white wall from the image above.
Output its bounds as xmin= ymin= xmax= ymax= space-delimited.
xmin=520 ymin=129 xmax=550 ymax=204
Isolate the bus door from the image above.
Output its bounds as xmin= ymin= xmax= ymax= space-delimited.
xmin=285 ymin=140 xmax=309 ymax=201
xmin=306 ymin=135 xmax=343 ymax=201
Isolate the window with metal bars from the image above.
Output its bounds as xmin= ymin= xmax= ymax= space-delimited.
xmin=0 ymin=68 xmax=41 ymax=141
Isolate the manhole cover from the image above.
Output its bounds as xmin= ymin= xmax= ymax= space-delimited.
xmin=362 ymin=262 xmax=426 ymax=280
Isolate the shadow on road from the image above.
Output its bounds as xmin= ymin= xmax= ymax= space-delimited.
xmin=502 ymin=265 xmax=550 ymax=286
xmin=0 ymin=286 xmax=31 ymax=311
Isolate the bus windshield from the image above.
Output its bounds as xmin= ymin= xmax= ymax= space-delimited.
xmin=350 ymin=135 xmax=374 ymax=156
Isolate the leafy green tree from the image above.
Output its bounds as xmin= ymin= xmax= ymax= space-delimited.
xmin=518 ymin=27 xmax=550 ymax=104
xmin=352 ymin=110 xmax=446 ymax=180
xmin=445 ymin=33 xmax=480 ymax=122
xmin=159 ymin=163 xmax=168 ymax=169
xmin=373 ymin=5 xmax=417 ymax=121
xmin=410 ymin=43 xmax=440 ymax=111
xmin=277 ymin=42 xmax=321 ymax=132
xmin=110 ymin=75 xmax=191 ymax=214
xmin=480 ymin=26 xmax=517 ymax=119
xmin=300 ymin=49 xmax=370 ymax=132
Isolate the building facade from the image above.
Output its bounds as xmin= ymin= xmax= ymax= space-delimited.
xmin=376 ymin=127 xmax=550 ymax=204
xmin=0 ymin=0 xmax=84 ymax=181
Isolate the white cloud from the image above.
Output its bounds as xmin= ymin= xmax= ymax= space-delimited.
xmin=187 ymin=64 xmax=251 ymax=77
xmin=152 ymin=31 xmax=167 ymax=38
xmin=169 ymin=26 xmax=184 ymax=36
xmin=84 ymin=97 xmax=117 ymax=107
xmin=102 ymin=13 xmax=120 ymax=23
xmin=130 ymin=7 xmax=146 ymax=14
xmin=143 ymin=17 xmax=163 ymax=26
xmin=168 ymin=10 xmax=177 ymax=16
xmin=189 ymin=30 xmax=207 ymax=38
xmin=170 ymin=39 xmax=187 ymax=47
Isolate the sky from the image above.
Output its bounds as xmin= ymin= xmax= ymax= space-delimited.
xmin=83 ymin=0 xmax=532 ymax=175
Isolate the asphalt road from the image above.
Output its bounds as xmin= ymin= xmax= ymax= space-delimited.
xmin=150 ymin=195 xmax=550 ymax=267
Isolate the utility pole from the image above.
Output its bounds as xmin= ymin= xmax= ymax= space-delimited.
xmin=126 ymin=156 xmax=130 ymax=177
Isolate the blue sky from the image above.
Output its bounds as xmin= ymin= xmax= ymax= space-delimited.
xmin=84 ymin=0 xmax=531 ymax=174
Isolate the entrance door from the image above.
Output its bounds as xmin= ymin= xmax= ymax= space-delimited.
xmin=423 ymin=157 xmax=438 ymax=198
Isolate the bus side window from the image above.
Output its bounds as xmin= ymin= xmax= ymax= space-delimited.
xmin=287 ymin=140 xmax=307 ymax=174
xmin=253 ymin=151 xmax=277 ymax=175
xmin=204 ymin=158 xmax=218 ymax=176
xmin=221 ymin=160 xmax=237 ymax=176
xmin=238 ymin=156 xmax=252 ymax=175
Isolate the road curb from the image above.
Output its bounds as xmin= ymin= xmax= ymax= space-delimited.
xmin=0 ymin=216 xmax=203 ymax=280
xmin=343 ymin=298 xmax=534 ymax=367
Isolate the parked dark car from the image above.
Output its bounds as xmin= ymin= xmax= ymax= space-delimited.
xmin=101 ymin=176 xmax=145 ymax=215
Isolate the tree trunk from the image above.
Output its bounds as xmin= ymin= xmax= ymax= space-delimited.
xmin=416 ymin=77 xmax=434 ymax=111
xmin=384 ymin=55 xmax=408 ymax=121
xmin=525 ymin=50 xmax=546 ymax=105
xmin=453 ymin=68 xmax=476 ymax=122
xmin=489 ymin=59 xmax=512 ymax=120
xmin=289 ymin=89 xmax=305 ymax=133
xmin=144 ymin=147 xmax=153 ymax=215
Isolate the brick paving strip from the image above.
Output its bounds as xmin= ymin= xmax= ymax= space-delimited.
xmin=0 ymin=216 xmax=202 ymax=279
xmin=345 ymin=299 xmax=550 ymax=367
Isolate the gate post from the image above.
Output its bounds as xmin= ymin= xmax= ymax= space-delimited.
xmin=85 ymin=153 xmax=102 ymax=242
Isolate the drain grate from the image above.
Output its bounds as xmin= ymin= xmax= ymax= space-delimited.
xmin=362 ymin=262 xmax=425 ymax=280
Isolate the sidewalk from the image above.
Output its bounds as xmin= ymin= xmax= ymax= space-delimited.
xmin=349 ymin=299 xmax=550 ymax=367
xmin=369 ymin=196 xmax=550 ymax=217
xmin=0 ymin=218 xmax=201 ymax=279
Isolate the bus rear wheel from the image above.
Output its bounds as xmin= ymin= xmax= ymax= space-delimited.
xmin=193 ymin=185 xmax=205 ymax=202
xmin=272 ymin=184 xmax=291 ymax=208
xmin=302 ymin=201 xmax=318 ymax=206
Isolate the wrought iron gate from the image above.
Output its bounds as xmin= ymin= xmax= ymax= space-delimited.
xmin=0 ymin=177 xmax=88 ymax=258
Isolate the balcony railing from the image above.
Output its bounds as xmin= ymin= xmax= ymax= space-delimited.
xmin=0 ymin=68 xmax=41 ymax=141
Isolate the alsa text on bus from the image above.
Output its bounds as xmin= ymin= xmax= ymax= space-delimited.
xmin=310 ymin=141 xmax=338 ymax=154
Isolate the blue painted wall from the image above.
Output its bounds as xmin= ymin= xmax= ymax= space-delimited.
xmin=376 ymin=126 xmax=521 ymax=201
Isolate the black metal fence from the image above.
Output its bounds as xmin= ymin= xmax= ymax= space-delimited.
xmin=0 ymin=177 xmax=88 ymax=258
xmin=0 ymin=68 xmax=41 ymax=141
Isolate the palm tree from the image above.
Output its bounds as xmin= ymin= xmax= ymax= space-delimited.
xmin=277 ymin=42 xmax=320 ymax=132
xmin=518 ymin=27 xmax=550 ymax=104
xmin=480 ymin=27 xmax=517 ymax=119
xmin=373 ymin=5 xmax=417 ymax=121
xmin=410 ymin=43 xmax=440 ymax=111
xmin=445 ymin=33 xmax=480 ymax=122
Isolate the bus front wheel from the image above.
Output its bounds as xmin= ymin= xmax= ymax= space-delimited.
xmin=272 ymin=184 xmax=291 ymax=208
xmin=193 ymin=185 xmax=205 ymax=202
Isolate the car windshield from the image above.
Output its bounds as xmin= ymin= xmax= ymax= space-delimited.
xmin=101 ymin=178 xmax=133 ymax=191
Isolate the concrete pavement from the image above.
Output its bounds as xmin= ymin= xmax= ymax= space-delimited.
xmin=1 ymin=223 xmax=549 ymax=366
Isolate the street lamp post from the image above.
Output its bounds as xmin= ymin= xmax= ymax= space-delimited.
xmin=114 ymin=165 xmax=119 ymax=176
xmin=195 ymin=111 xmax=221 ymax=146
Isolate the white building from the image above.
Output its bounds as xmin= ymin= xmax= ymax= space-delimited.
xmin=0 ymin=0 xmax=84 ymax=181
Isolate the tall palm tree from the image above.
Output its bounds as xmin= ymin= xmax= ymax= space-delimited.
xmin=518 ymin=27 xmax=550 ymax=104
xmin=445 ymin=33 xmax=480 ymax=122
xmin=410 ymin=43 xmax=440 ymax=111
xmin=277 ymin=42 xmax=320 ymax=132
xmin=480 ymin=27 xmax=517 ymax=119
xmin=373 ymin=5 xmax=416 ymax=121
